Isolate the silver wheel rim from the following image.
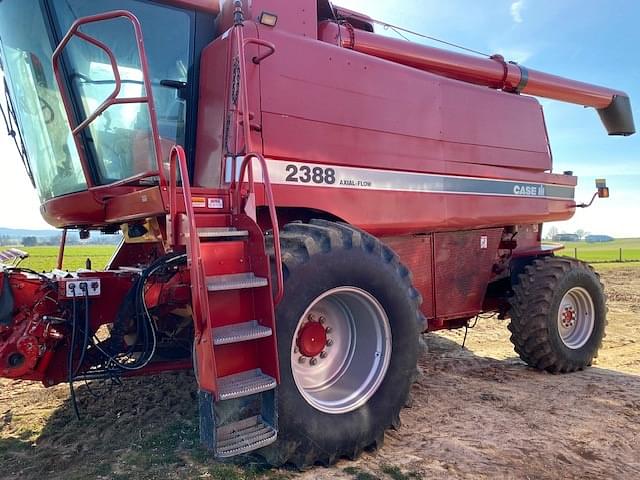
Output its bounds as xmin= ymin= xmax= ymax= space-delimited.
xmin=291 ymin=287 xmax=392 ymax=415
xmin=557 ymin=287 xmax=595 ymax=349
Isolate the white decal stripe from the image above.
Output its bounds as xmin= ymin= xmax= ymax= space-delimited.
xmin=243 ymin=159 xmax=575 ymax=200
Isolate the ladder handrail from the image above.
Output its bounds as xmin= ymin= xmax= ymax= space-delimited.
xmin=169 ymin=145 xmax=208 ymax=333
xmin=231 ymin=5 xmax=284 ymax=305
xmin=236 ymin=154 xmax=285 ymax=305
xmin=52 ymin=10 xmax=167 ymax=189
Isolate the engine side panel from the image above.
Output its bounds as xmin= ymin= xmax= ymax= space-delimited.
xmin=258 ymin=27 xmax=552 ymax=172
xmin=433 ymin=229 xmax=503 ymax=322
xmin=383 ymin=235 xmax=434 ymax=325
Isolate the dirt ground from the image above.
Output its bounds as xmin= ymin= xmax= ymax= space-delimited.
xmin=1 ymin=266 xmax=639 ymax=480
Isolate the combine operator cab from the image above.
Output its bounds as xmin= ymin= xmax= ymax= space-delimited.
xmin=0 ymin=1 xmax=202 ymax=199
xmin=0 ymin=0 xmax=635 ymax=469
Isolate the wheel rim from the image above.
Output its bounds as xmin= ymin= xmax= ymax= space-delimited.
xmin=290 ymin=287 xmax=392 ymax=415
xmin=557 ymin=286 xmax=595 ymax=349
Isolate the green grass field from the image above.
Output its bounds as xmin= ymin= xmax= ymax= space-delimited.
xmin=552 ymin=238 xmax=640 ymax=263
xmin=5 ymin=238 xmax=639 ymax=273
xmin=11 ymin=245 xmax=118 ymax=272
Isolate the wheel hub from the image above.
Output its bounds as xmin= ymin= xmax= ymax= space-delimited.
xmin=297 ymin=320 xmax=328 ymax=358
xmin=290 ymin=287 xmax=392 ymax=415
xmin=561 ymin=305 xmax=576 ymax=328
xmin=557 ymin=287 xmax=595 ymax=350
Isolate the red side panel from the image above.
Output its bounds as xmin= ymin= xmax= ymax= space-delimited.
xmin=257 ymin=27 xmax=552 ymax=172
xmin=383 ymin=235 xmax=434 ymax=325
xmin=194 ymin=34 xmax=230 ymax=188
xmin=250 ymin=0 xmax=317 ymax=38
xmin=269 ymin=184 xmax=575 ymax=236
xmin=433 ymin=229 xmax=503 ymax=322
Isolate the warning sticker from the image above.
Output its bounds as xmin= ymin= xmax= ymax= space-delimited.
xmin=192 ymin=197 xmax=206 ymax=208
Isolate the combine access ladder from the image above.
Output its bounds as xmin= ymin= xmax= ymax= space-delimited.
xmin=169 ymin=147 xmax=284 ymax=458
xmin=167 ymin=6 xmax=284 ymax=457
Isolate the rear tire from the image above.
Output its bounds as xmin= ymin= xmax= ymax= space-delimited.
xmin=508 ymin=256 xmax=606 ymax=373
xmin=260 ymin=220 xmax=424 ymax=467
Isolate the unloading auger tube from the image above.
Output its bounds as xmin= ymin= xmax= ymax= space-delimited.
xmin=318 ymin=21 xmax=635 ymax=136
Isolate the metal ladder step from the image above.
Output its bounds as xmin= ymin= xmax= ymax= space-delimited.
xmin=218 ymin=369 xmax=277 ymax=401
xmin=207 ymin=273 xmax=268 ymax=292
xmin=213 ymin=321 xmax=273 ymax=346
xmin=198 ymin=227 xmax=249 ymax=240
xmin=216 ymin=415 xmax=277 ymax=458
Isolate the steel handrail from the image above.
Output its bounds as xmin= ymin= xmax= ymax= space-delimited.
xmin=236 ymin=153 xmax=285 ymax=304
xmin=52 ymin=10 xmax=167 ymax=188
xmin=244 ymin=38 xmax=276 ymax=64
xmin=231 ymin=5 xmax=284 ymax=304
xmin=169 ymin=145 xmax=208 ymax=333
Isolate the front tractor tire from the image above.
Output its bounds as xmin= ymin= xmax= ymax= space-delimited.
xmin=261 ymin=220 xmax=424 ymax=468
xmin=509 ymin=256 xmax=607 ymax=373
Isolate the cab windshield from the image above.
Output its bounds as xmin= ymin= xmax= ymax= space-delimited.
xmin=0 ymin=0 xmax=193 ymax=200
xmin=0 ymin=1 xmax=86 ymax=200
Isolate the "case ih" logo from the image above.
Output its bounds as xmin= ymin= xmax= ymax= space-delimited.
xmin=513 ymin=184 xmax=545 ymax=197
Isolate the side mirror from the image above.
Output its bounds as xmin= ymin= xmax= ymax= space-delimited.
xmin=596 ymin=178 xmax=610 ymax=199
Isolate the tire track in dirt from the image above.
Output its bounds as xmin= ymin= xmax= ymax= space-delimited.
xmin=1 ymin=267 xmax=639 ymax=479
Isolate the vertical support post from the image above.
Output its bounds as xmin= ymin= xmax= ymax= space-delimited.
xmin=57 ymin=229 xmax=68 ymax=270
xmin=620 ymin=248 xmax=623 ymax=263
xmin=574 ymin=247 xmax=578 ymax=259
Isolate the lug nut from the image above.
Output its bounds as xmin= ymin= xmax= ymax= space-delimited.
xmin=294 ymin=346 xmax=299 ymax=354
xmin=298 ymin=356 xmax=307 ymax=364
xmin=310 ymin=358 xmax=318 ymax=366
xmin=326 ymin=339 xmax=334 ymax=347
xmin=325 ymin=327 xmax=332 ymax=334
xmin=308 ymin=314 xmax=315 ymax=322
xmin=320 ymin=351 xmax=328 ymax=359
xmin=319 ymin=316 xmax=326 ymax=324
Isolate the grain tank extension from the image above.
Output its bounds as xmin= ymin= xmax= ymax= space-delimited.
xmin=0 ymin=0 xmax=634 ymax=467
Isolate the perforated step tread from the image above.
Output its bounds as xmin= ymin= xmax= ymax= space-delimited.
xmin=216 ymin=415 xmax=277 ymax=458
xmin=218 ymin=369 xmax=277 ymax=401
xmin=207 ymin=273 xmax=268 ymax=292
xmin=198 ymin=227 xmax=249 ymax=239
xmin=213 ymin=321 xmax=273 ymax=346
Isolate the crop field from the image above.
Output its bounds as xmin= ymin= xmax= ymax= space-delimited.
xmin=7 ymin=245 xmax=118 ymax=272
xmin=554 ymin=238 xmax=640 ymax=263
xmin=4 ymin=239 xmax=639 ymax=274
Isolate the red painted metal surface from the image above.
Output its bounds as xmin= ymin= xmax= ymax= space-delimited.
xmin=297 ymin=322 xmax=328 ymax=358
xmin=318 ymin=21 xmax=627 ymax=110
xmin=383 ymin=235 xmax=434 ymax=326
xmin=231 ymin=17 xmax=284 ymax=304
xmin=433 ymin=229 xmax=503 ymax=322
xmin=268 ymin=185 xmax=575 ymax=236
xmin=0 ymin=271 xmax=140 ymax=384
xmin=233 ymin=214 xmax=281 ymax=383
xmin=236 ymin=154 xmax=284 ymax=304
xmin=169 ymin=145 xmax=217 ymax=393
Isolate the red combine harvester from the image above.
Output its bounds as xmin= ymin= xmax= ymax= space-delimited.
xmin=0 ymin=0 xmax=635 ymax=467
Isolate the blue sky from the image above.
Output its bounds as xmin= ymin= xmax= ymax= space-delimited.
xmin=0 ymin=0 xmax=638 ymax=235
